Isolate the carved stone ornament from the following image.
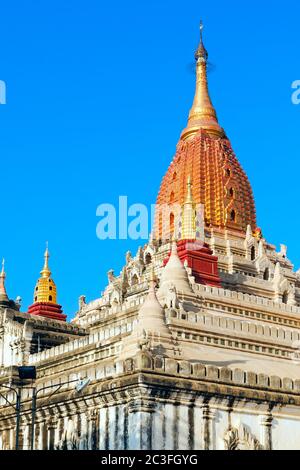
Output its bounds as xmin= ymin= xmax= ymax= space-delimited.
xmin=224 ymin=424 xmax=263 ymax=451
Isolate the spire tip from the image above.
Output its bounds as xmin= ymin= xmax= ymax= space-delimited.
xmin=45 ymin=241 xmax=49 ymax=255
xmin=0 ymin=257 xmax=8 ymax=300
xmin=181 ymin=21 xmax=224 ymax=140
xmin=0 ymin=258 xmax=6 ymax=280
xmin=196 ymin=21 xmax=208 ymax=62
xmin=41 ymin=243 xmax=51 ymax=278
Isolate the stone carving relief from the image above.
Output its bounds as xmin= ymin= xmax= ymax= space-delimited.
xmin=165 ymin=284 xmax=179 ymax=309
xmin=137 ymin=329 xmax=151 ymax=352
xmin=110 ymin=289 xmax=121 ymax=306
xmin=224 ymin=424 xmax=263 ymax=451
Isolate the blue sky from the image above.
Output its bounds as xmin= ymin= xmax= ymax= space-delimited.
xmin=0 ymin=0 xmax=299 ymax=318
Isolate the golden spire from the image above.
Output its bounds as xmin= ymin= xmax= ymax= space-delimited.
xmin=0 ymin=258 xmax=9 ymax=301
xmin=40 ymin=242 xmax=51 ymax=279
xmin=181 ymin=21 xmax=224 ymax=140
xmin=34 ymin=244 xmax=57 ymax=304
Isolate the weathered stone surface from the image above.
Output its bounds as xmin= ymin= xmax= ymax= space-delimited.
xmin=283 ymin=378 xmax=294 ymax=392
xmin=233 ymin=369 xmax=245 ymax=384
xmin=125 ymin=358 xmax=134 ymax=372
xmin=245 ymin=372 xmax=257 ymax=386
xmin=294 ymin=380 xmax=300 ymax=393
xmin=115 ymin=361 xmax=124 ymax=374
xmin=164 ymin=358 xmax=178 ymax=374
xmin=136 ymin=351 xmax=153 ymax=370
xmin=154 ymin=356 xmax=164 ymax=370
xmin=220 ymin=367 xmax=232 ymax=382
xmin=270 ymin=376 xmax=282 ymax=389
xmin=258 ymin=374 xmax=269 ymax=388
xmin=206 ymin=366 xmax=219 ymax=380
xmin=193 ymin=363 xmax=206 ymax=378
xmin=179 ymin=361 xmax=192 ymax=377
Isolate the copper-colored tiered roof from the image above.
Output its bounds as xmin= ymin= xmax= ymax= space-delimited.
xmin=155 ymin=24 xmax=256 ymax=240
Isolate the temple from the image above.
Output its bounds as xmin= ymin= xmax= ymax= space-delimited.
xmin=1 ymin=24 xmax=300 ymax=451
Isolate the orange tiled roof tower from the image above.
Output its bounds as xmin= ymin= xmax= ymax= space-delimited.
xmin=155 ymin=23 xmax=256 ymax=240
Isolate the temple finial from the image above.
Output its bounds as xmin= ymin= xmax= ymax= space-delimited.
xmin=181 ymin=22 xmax=223 ymax=140
xmin=200 ymin=20 xmax=204 ymax=41
xmin=195 ymin=20 xmax=208 ymax=63
xmin=0 ymin=258 xmax=8 ymax=301
xmin=32 ymin=243 xmax=59 ymax=305
xmin=1 ymin=258 xmax=5 ymax=277
xmin=40 ymin=242 xmax=51 ymax=279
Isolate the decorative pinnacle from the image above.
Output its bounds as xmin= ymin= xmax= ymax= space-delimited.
xmin=195 ymin=20 xmax=208 ymax=62
xmin=0 ymin=258 xmax=5 ymax=278
xmin=181 ymin=21 xmax=224 ymax=140
xmin=0 ymin=258 xmax=8 ymax=301
xmin=41 ymin=242 xmax=51 ymax=278
xmin=200 ymin=20 xmax=204 ymax=40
